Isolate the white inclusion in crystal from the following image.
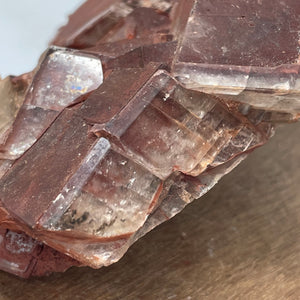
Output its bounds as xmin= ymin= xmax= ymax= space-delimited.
xmin=101 ymin=252 xmax=111 ymax=260
xmin=92 ymin=252 xmax=112 ymax=265
xmin=129 ymin=178 xmax=136 ymax=186
xmin=163 ymin=93 xmax=170 ymax=101
xmin=221 ymin=46 xmax=228 ymax=54
xmin=170 ymin=207 xmax=180 ymax=215
xmin=5 ymin=231 xmax=36 ymax=254
xmin=53 ymin=193 xmax=65 ymax=204
xmin=198 ymin=110 xmax=206 ymax=119
xmin=9 ymin=137 xmax=37 ymax=157
xmin=120 ymin=200 xmax=127 ymax=206
xmin=0 ymin=259 xmax=20 ymax=273
xmin=10 ymin=263 xmax=20 ymax=269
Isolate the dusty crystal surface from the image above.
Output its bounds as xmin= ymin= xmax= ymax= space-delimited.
xmin=0 ymin=0 xmax=299 ymax=277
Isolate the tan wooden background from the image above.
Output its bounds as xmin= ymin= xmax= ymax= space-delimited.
xmin=0 ymin=122 xmax=299 ymax=300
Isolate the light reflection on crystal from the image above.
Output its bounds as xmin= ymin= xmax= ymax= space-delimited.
xmin=0 ymin=0 xmax=299 ymax=278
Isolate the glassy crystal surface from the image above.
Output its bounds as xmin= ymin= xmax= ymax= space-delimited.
xmin=171 ymin=0 xmax=300 ymax=116
xmin=0 ymin=0 xmax=299 ymax=277
xmin=0 ymin=47 xmax=103 ymax=160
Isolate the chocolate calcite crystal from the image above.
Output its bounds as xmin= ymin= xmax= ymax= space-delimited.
xmin=0 ymin=0 xmax=299 ymax=277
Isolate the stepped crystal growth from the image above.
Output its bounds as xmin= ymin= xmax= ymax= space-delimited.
xmin=0 ymin=0 xmax=299 ymax=277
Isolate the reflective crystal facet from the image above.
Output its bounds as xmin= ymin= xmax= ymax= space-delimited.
xmin=172 ymin=0 xmax=300 ymax=115
xmin=0 ymin=0 xmax=299 ymax=277
xmin=0 ymin=47 xmax=103 ymax=160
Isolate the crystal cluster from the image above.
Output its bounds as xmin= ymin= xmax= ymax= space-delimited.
xmin=0 ymin=0 xmax=299 ymax=278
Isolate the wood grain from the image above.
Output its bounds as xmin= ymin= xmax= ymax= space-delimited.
xmin=0 ymin=122 xmax=299 ymax=300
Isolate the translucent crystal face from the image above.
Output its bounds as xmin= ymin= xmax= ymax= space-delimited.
xmin=27 ymin=48 xmax=103 ymax=110
xmin=0 ymin=229 xmax=39 ymax=277
xmin=175 ymin=0 xmax=300 ymax=67
xmin=0 ymin=0 xmax=299 ymax=277
xmin=0 ymin=64 xmax=272 ymax=267
xmin=0 ymin=47 xmax=103 ymax=160
xmin=172 ymin=0 xmax=300 ymax=115
xmin=52 ymin=147 xmax=162 ymax=238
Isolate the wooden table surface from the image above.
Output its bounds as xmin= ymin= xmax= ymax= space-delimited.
xmin=0 ymin=122 xmax=299 ymax=300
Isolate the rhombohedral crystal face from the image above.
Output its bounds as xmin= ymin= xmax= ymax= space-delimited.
xmin=0 ymin=0 xmax=299 ymax=278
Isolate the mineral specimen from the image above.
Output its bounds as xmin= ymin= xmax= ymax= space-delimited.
xmin=0 ymin=0 xmax=299 ymax=278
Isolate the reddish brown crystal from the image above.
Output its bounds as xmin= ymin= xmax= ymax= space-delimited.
xmin=0 ymin=228 xmax=80 ymax=278
xmin=0 ymin=0 xmax=299 ymax=277
xmin=172 ymin=0 xmax=300 ymax=116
